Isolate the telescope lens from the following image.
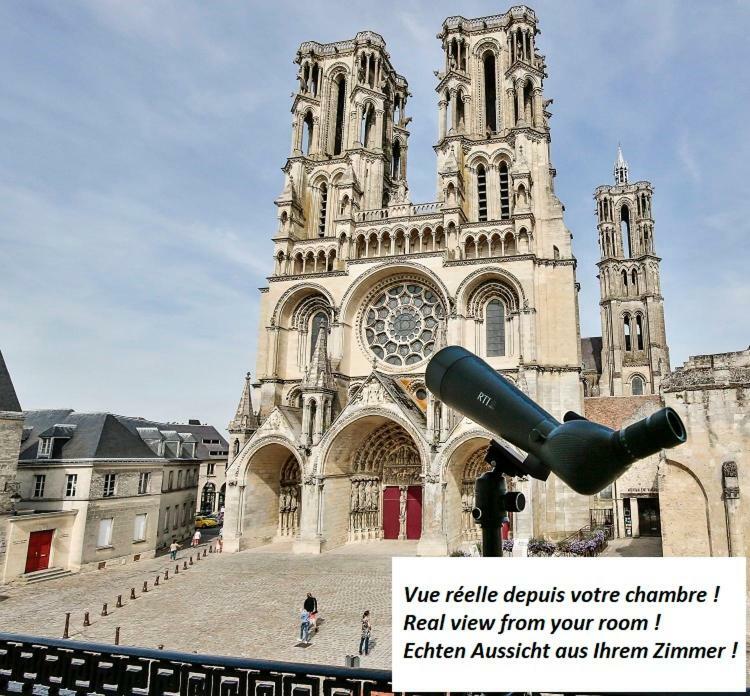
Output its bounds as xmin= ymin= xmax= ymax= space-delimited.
xmin=619 ymin=406 xmax=686 ymax=460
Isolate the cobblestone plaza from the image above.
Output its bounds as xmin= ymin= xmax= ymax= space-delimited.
xmin=0 ymin=543 xmax=399 ymax=669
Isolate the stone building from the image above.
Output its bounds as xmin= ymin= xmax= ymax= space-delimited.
xmin=224 ymin=7 xmax=592 ymax=555
xmin=0 ymin=350 xmax=26 ymax=578
xmin=1 ymin=398 xmax=226 ymax=583
xmin=660 ymin=350 xmax=749 ymax=557
xmin=192 ymin=420 xmax=229 ymax=514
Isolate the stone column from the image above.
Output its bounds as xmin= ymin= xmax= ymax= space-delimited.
xmin=722 ymin=461 xmax=744 ymax=557
xmin=222 ymin=482 xmax=243 ymax=552
xmin=398 ymin=486 xmax=407 ymax=540
xmin=630 ymin=497 xmax=640 ymax=537
xmin=533 ymin=88 xmax=543 ymax=128
xmin=374 ymin=110 xmax=384 ymax=152
xmin=354 ymin=104 xmax=363 ymax=147
xmin=291 ymin=117 xmax=301 ymax=155
xmin=449 ymin=90 xmax=457 ymax=134
xmin=438 ymin=100 xmax=447 ymax=140
xmin=417 ymin=475 xmax=449 ymax=555
xmin=293 ymin=477 xmax=323 ymax=554
xmin=516 ymin=83 xmax=525 ymax=126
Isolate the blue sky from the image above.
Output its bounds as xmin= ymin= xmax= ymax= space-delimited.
xmin=1 ymin=1 xmax=748 ymax=433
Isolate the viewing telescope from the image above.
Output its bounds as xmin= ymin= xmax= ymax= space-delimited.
xmin=426 ymin=346 xmax=687 ymax=496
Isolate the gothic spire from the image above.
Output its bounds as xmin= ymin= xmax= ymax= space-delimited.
xmin=303 ymin=327 xmax=334 ymax=390
xmin=228 ymin=372 xmax=259 ymax=434
xmin=614 ymin=144 xmax=629 ymax=185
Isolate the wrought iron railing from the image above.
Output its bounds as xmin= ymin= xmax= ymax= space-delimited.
xmin=0 ymin=632 xmax=391 ymax=696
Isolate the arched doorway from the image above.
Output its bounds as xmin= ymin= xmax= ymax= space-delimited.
xmin=321 ymin=415 xmax=424 ymax=547
xmin=201 ymin=482 xmax=216 ymax=513
xmin=240 ymin=442 xmax=303 ymax=547
xmin=443 ymin=437 xmax=490 ymax=551
xmin=218 ymin=483 xmax=226 ymax=512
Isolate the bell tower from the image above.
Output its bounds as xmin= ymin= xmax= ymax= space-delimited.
xmin=594 ymin=146 xmax=669 ymax=396
xmin=275 ymin=32 xmax=411 ymax=252
xmin=434 ymin=8 xmax=568 ymax=261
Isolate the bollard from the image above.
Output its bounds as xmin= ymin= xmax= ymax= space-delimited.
xmin=130 ymin=587 xmax=136 ymax=600
xmin=189 ymin=556 xmax=193 ymax=566
xmin=196 ymin=552 xmax=200 ymax=561
xmin=157 ymin=644 xmax=164 ymax=650
xmin=102 ymin=603 xmax=108 ymax=617
xmin=203 ymin=548 xmax=207 ymax=557
xmin=209 ymin=545 xmax=213 ymax=554
xmin=116 ymin=595 xmax=123 ymax=608
xmin=143 ymin=581 xmax=149 ymax=593
xmin=83 ymin=611 xmax=90 ymax=627
xmin=165 ymin=569 xmax=169 ymax=580
xmin=175 ymin=564 xmax=179 ymax=574
xmin=63 ymin=612 xmax=70 ymax=639
xmin=183 ymin=560 xmax=188 ymax=570
xmin=115 ymin=627 xmax=120 ymax=646
xmin=155 ymin=576 xmax=160 ymax=587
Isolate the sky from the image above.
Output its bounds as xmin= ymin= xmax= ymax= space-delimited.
xmin=1 ymin=0 xmax=748 ymax=434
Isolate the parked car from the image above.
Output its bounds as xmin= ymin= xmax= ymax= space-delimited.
xmin=194 ymin=515 xmax=219 ymax=528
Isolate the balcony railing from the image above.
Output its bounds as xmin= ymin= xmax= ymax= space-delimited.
xmin=354 ymin=202 xmax=442 ymax=223
xmin=0 ymin=632 xmax=391 ymax=696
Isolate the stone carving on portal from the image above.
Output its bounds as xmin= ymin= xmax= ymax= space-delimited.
xmin=278 ymin=456 xmax=301 ymax=537
xmin=461 ymin=447 xmax=492 ymax=542
xmin=349 ymin=476 xmax=381 ymax=541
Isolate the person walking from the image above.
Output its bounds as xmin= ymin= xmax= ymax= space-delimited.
xmin=192 ymin=529 xmax=201 ymax=548
xmin=299 ymin=608 xmax=311 ymax=644
xmin=169 ymin=539 xmax=180 ymax=561
xmin=304 ymin=592 xmax=318 ymax=632
xmin=217 ymin=531 xmax=223 ymax=553
xmin=359 ymin=610 xmax=372 ymax=656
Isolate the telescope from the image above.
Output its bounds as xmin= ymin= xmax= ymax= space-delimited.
xmin=426 ymin=345 xmax=687 ymax=496
xmin=426 ymin=346 xmax=687 ymax=557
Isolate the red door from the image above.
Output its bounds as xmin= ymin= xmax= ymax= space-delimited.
xmin=406 ymin=486 xmax=422 ymax=540
xmin=25 ymin=529 xmax=54 ymax=573
xmin=382 ymin=486 xmax=400 ymax=540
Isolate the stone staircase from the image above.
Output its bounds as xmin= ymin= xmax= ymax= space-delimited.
xmin=21 ymin=567 xmax=73 ymax=585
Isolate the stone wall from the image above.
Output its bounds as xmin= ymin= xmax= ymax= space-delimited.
xmin=660 ymin=349 xmax=750 ymax=556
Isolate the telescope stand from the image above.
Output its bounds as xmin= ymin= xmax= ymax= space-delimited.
xmin=473 ymin=441 xmax=526 ymax=558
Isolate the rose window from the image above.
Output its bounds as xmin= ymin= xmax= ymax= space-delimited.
xmin=363 ymin=283 xmax=444 ymax=367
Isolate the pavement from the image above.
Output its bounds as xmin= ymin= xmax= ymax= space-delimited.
xmin=601 ymin=536 xmax=663 ymax=557
xmin=0 ymin=541 xmax=393 ymax=669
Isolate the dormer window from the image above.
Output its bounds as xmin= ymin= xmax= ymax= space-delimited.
xmin=38 ymin=438 xmax=52 ymax=458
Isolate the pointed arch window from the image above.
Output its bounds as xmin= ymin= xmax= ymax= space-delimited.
xmin=486 ymin=299 xmax=506 ymax=357
xmin=302 ymin=111 xmax=314 ymax=155
xmin=620 ymin=204 xmax=631 ymax=257
xmin=499 ymin=162 xmax=510 ymax=220
xmin=482 ymin=52 xmax=497 ymax=132
xmin=392 ymin=140 xmax=401 ymax=179
xmin=635 ymin=315 xmax=644 ymax=350
xmin=310 ymin=311 xmax=329 ymax=357
xmin=332 ymin=74 xmax=346 ymax=155
xmin=477 ymin=165 xmax=488 ymax=222
xmin=318 ymin=183 xmax=328 ymax=237
xmin=623 ymin=315 xmax=632 ymax=352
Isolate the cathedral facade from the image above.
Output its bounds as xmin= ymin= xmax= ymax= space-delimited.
xmin=223 ymin=7 xmax=595 ymax=555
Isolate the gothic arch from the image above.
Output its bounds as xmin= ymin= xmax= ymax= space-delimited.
xmin=234 ymin=436 xmax=303 ymax=486
xmin=271 ymin=283 xmax=336 ymax=326
xmin=662 ymin=459 xmax=713 ymax=556
xmin=455 ymin=267 xmax=527 ymax=315
xmin=472 ymin=37 xmax=503 ymax=58
xmin=315 ymin=409 xmax=430 ymax=479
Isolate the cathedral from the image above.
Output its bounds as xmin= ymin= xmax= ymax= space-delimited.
xmin=222 ymin=7 xmax=674 ymax=555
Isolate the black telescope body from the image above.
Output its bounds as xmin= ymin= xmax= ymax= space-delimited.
xmin=426 ymin=346 xmax=687 ymax=495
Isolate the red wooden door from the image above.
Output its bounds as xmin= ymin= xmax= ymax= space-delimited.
xmin=382 ymin=486 xmax=400 ymax=540
xmin=406 ymin=486 xmax=422 ymax=540
xmin=25 ymin=529 xmax=54 ymax=573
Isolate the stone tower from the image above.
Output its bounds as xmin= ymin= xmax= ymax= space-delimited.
xmin=227 ymin=372 xmax=258 ymax=465
xmin=594 ymin=147 xmax=669 ymax=396
xmin=225 ymin=7 xmax=590 ymax=556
